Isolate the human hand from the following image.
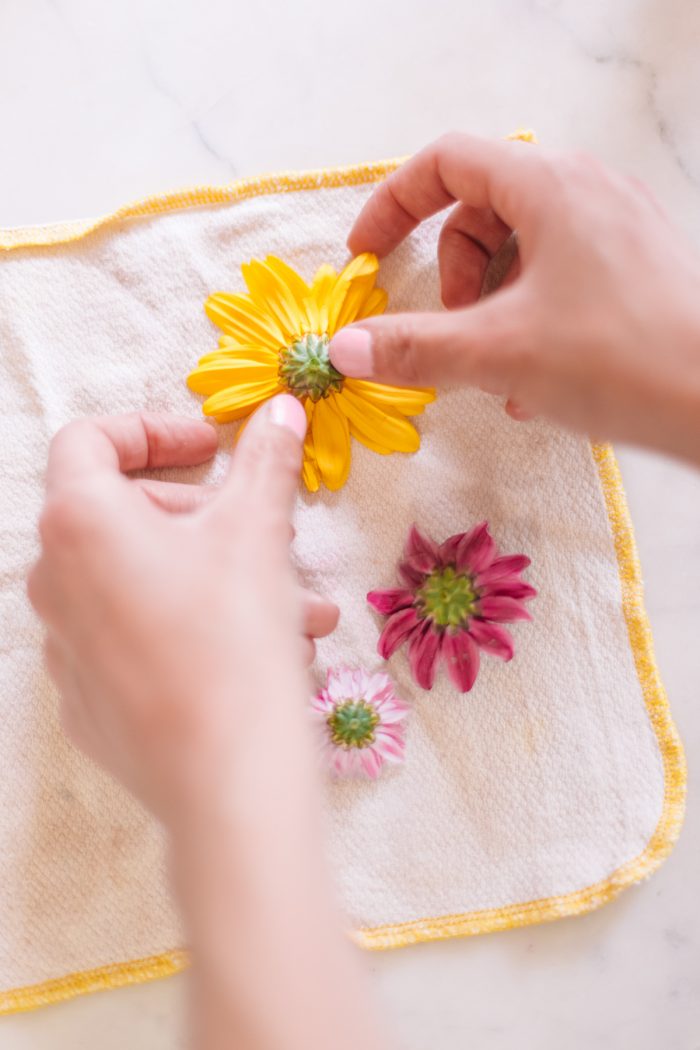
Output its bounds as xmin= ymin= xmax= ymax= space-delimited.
xmin=27 ymin=398 xmax=337 ymax=822
xmin=329 ymin=133 xmax=700 ymax=462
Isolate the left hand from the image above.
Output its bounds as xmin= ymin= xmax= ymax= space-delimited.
xmin=27 ymin=399 xmax=337 ymax=820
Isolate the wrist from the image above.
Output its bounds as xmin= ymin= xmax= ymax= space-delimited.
xmin=652 ymin=301 xmax=700 ymax=464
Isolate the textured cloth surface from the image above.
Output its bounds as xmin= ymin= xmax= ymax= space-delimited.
xmin=0 ymin=172 xmax=682 ymax=999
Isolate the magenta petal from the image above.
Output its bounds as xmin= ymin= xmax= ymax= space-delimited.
xmin=408 ymin=622 xmax=442 ymax=690
xmin=469 ymin=620 xmax=515 ymax=660
xmin=367 ymin=588 xmax=415 ymax=615
xmin=404 ymin=524 xmax=440 ymax=573
xmin=438 ymin=531 xmax=467 ymax=565
xmin=442 ymin=630 xmax=480 ymax=692
xmin=485 ymin=579 xmax=538 ymax=601
xmin=456 ymin=521 xmax=496 ymax=574
xmin=475 ymin=554 xmax=531 ymax=586
xmin=477 ymin=595 xmax=532 ymax=622
xmin=377 ymin=607 xmax=421 ymax=659
xmin=398 ymin=559 xmax=428 ymax=588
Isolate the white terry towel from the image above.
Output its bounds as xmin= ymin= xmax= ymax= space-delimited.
xmin=0 ymin=161 xmax=686 ymax=1013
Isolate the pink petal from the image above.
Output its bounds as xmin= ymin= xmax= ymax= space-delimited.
xmin=442 ymin=630 xmax=480 ymax=692
xmin=361 ymin=748 xmax=383 ymax=778
xmin=367 ymin=588 xmax=415 ymax=615
xmin=377 ymin=607 xmax=422 ymax=659
xmin=326 ymin=667 xmax=357 ymax=702
xmin=331 ymin=747 xmax=355 ymax=776
xmin=310 ymin=691 xmax=333 ymax=716
xmin=485 ymin=579 xmax=537 ymax=601
xmin=477 ymin=595 xmax=532 ymax=622
xmin=468 ymin=620 xmax=514 ymax=660
xmin=475 ymin=554 xmax=530 ymax=586
xmin=408 ymin=622 xmax=442 ymax=690
xmin=403 ymin=524 xmax=440 ymax=573
xmin=375 ymin=695 xmax=410 ymax=723
xmin=364 ymin=671 xmax=392 ymax=701
xmin=374 ymin=729 xmax=406 ymax=763
xmin=455 ymin=521 xmax=496 ymax=574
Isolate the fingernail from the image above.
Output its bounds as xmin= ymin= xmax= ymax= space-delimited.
xmin=268 ymin=394 xmax=307 ymax=441
xmin=329 ymin=327 xmax=373 ymax=378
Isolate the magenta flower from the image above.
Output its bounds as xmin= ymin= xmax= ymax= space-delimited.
xmin=312 ymin=667 xmax=409 ymax=778
xmin=367 ymin=523 xmax=536 ymax=692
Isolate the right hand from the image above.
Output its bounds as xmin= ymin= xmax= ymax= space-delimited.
xmin=329 ymin=133 xmax=700 ymax=462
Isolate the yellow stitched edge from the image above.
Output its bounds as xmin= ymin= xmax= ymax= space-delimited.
xmin=0 ymin=951 xmax=188 ymax=1015
xmin=0 ymin=164 xmax=686 ymax=1014
xmin=0 ymin=159 xmax=407 ymax=251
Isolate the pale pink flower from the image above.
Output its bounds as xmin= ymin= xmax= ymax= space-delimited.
xmin=312 ymin=667 xmax=409 ymax=779
xmin=368 ymin=523 xmax=536 ymax=693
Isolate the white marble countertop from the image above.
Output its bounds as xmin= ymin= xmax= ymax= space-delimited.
xmin=1 ymin=1 xmax=699 ymax=1046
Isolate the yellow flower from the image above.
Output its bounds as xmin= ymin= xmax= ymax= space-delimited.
xmin=187 ymin=253 xmax=435 ymax=492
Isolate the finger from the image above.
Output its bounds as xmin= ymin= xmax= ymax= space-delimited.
xmin=347 ymin=132 xmax=544 ymax=258
xmin=438 ymin=203 xmax=512 ymax=308
xmin=44 ymin=632 xmax=73 ymax=694
xmin=302 ymin=637 xmax=316 ymax=667
xmin=301 ymin=590 xmax=340 ymax=639
xmin=480 ymin=232 xmax=521 ymax=298
xmin=47 ymin=413 xmax=217 ymax=492
xmin=330 ymin=285 xmax=526 ymax=389
xmin=212 ymin=395 xmax=306 ymax=536
xmin=135 ymin=478 xmax=218 ymax=513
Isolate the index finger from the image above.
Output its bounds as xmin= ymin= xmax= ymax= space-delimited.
xmin=47 ymin=412 xmax=217 ymax=492
xmin=347 ymin=132 xmax=544 ymax=258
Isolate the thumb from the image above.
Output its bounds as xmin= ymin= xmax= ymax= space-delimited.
xmin=329 ymin=287 xmax=524 ymax=389
xmin=212 ymin=393 xmax=307 ymax=537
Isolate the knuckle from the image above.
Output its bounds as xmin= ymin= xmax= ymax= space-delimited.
xmin=376 ymin=318 xmax=425 ymax=385
xmin=436 ymin=130 xmax=465 ymax=154
xmin=51 ymin=418 xmax=97 ymax=450
xmin=38 ymin=489 xmax=104 ymax=549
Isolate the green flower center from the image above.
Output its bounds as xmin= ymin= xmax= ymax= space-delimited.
xmin=279 ymin=332 xmax=344 ymax=402
xmin=327 ymin=699 xmax=379 ymax=749
xmin=417 ymin=566 xmax=478 ymax=628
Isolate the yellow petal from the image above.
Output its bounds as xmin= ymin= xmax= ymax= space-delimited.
xmin=348 ymin=422 xmax=394 ymax=455
xmin=355 ymin=287 xmax=388 ymax=321
xmin=241 ymin=259 xmax=306 ymax=340
xmin=335 ymin=387 xmax=420 ymax=453
xmin=311 ymin=394 xmax=351 ymax=490
xmin=334 ymin=283 xmax=387 ymax=331
xmin=311 ymin=264 xmax=337 ymax=297
xmin=188 ymin=360 xmax=276 ymax=395
xmin=307 ymin=265 xmax=338 ymax=331
xmin=325 ymin=278 xmax=353 ymax=335
xmin=337 ymin=252 xmax=379 ymax=284
xmin=265 ymin=256 xmax=311 ymax=307
xmin=198 ymin=345 xmax=279 ymax=367
xmin=301 ymin=398 xmax=320 ymax=490
xmin=302 ymin=451 xmax=320 ymax=492
xmin=345 ymin=378 xmax=435 ymax=416
xmin=205 ymin=293 xmax=285 ymax=348
xmin=329 ymin=253 xmax=382 ymax=334
xmin=202 ymin=377 xmax=281 ymax=419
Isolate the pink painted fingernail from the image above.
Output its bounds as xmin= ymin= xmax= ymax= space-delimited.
xmin=329 ymin=327 xmax=373 ymax=378
xmin=268 ymin=394 xmax=307 ymax=442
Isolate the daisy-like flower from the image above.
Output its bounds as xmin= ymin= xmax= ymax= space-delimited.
xmin=187 ymin=253 xmax=435 ymax=492
xmin=367 ymin=523 xmax=536 ymax=692
xmin=312 ymin=667 xmax=409 ymax=779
